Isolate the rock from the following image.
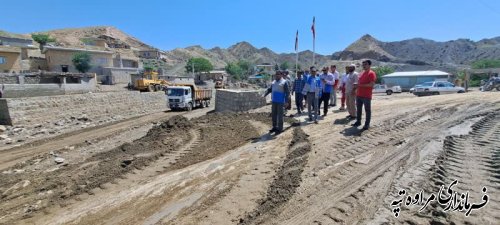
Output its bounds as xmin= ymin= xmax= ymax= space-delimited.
xmin=54 ymin=120 xmax=65 ymax=126
xmin=49 ymin=151 xmax=56 ymax=156
xmin=77 ymin=114 xmax=90 ymax=122
xmin=0 ymin=125 xmax=6 ymax=133
xmin=121 ymin=158 xmax=134 ymax=168
xmin=0 ymin=134 xmax=8 ymax=140
xmin=12 ymin=128 xmax=23 ymax=133
xmin=33 ymin=124 xmax=42 ymax=129
xmin=54 ymin=157 xmax=65 ymax=164
xmin=5 ymin=138 xmax=13 ymax=144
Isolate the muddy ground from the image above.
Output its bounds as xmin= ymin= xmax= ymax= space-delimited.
xmin=0 ymin=91 xmax=499 ymax=225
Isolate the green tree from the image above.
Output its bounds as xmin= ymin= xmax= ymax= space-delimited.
xmin=225 ymin=62 xmax=244 ymax=80
xmin=72 ymin=52 xmax=92 ymax=73
xmin=280 ymin=61 xmax=290 ymax=70
xmin=185 ymin=57 xmax=213 ymax=73
xmin=31 ymin=33 xmax=56 ymax=50
xmin=471 ymin=59 xmax=500 ymax=69
xmin=372 ymin=66 xmax=395 ymax=83
xmin=237 ymin=60 xmax=254 ymax=76
xmin=143 ymin=62 xmax=156 ymax=72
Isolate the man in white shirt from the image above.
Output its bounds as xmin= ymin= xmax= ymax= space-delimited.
xmin=345 ymin=64 xmax=359 ymax=120
xmin=329 ymin=65 xmax=340 ymax=107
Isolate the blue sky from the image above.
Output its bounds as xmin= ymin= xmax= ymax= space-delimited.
xmin=3 ymin=0 xmax=500 ymax=54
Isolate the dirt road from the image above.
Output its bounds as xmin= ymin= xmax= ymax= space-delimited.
xmin=0 ymin=91 xmax=498 ymax=225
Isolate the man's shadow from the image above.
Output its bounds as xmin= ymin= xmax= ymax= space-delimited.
xmin=333 ymin=117 xmax=351 ymax=125
xmin=341 ymin=126 xmax=365 ymax=137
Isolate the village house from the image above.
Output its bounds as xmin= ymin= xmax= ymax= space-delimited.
xmin=0 ymin=34 xmax=39 ymax=73
xmin=0 ymin=46 xmax=22 ymax=73
xmin=138 ymin=49 xmax=167 ymax=61
xmin=43 ymin=46 xmax=113 ymax=74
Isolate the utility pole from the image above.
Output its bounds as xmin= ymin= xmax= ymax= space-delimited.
xmin=192 ymin=61 xmax=195 ymax=76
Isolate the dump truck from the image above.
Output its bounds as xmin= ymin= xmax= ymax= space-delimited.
xmin=166 ymin=84 xmax=212 ymax=111
xmin=215 ymin=80 xmax=225 ymax=89
xmin=134 ymin=71 xmax=170 ymax=92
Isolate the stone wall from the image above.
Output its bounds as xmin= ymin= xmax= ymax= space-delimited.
xmin=0 ymin=91 xmax=167 ymax=127
xmin=215 ymin=89 xmax=266 ymax=112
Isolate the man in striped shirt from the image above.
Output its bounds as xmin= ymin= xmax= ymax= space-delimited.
xmin=292 ymin=70 xmax=306 ymax=115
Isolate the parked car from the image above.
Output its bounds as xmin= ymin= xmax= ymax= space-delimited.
xmin=373 ymin=84 xmax=402 ymax=95
xmin=409 ymin=84 xmax=423 ymax=94
xmin=413 ymin=81 xmax=465 ymax=96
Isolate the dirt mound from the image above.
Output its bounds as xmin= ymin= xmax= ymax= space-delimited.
xmin=239 ymin=128 xmax=311 ymax=225
xmin=168 ymin=112 xmax=270 ymax=171
xmin=0 ymin=115 xmax=192 ymax=221
xmin=0 ymin=112 xmax=273 ymax=224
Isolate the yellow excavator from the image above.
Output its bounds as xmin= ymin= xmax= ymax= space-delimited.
xmin=134 ymin=71 xmax=171 ymax=92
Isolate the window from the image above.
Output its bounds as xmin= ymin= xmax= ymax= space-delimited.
xmin=96 ymin=58 xmax=108 ymax=65
xmin=437 ymin=83 xmax=445 ymax=87
xmin=0 ymin=56 xmax=6 ymax=64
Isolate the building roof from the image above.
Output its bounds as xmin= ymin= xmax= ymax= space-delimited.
xmin=0 ymin=30 xmax=32 ymax=40
xmin=382 ymin=70 xmax=451 ymax=77
xmin=42 ymin=46 xmax=113 ymax=54
xmin=0 ymin=46 xmax=22 ymax=53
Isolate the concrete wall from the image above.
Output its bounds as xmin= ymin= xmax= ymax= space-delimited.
xmin=215 ymin=89 xmax=266 ymax=112
xmin=0 ymin=91 xmax=167 ymax=126
xmin=0 ymin=51 xmax=21 ymax=73
xmin=0 ymin=73 xmax=97 ymax=98
xmin=102 ymin=67 xmax=139 ymax=84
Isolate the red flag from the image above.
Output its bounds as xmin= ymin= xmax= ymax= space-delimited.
xmin=311 ymin=16 xmax=316 ymax=39
xmin=295 ymin=30 xmax=299 ymax=52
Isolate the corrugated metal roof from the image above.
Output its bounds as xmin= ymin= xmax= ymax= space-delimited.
xmin=382 ymin=70 xmax=451 ymax=77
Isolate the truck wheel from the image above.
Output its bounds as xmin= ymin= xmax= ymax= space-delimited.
xmin=207 ymin=100 xmax=210 ymax=106
xmin=496 ymin=87 xmax=500 ymax=91
xmin=200 ymin=101 xmax=205 ymax=108
xmin=433 ymin=92 xmax=440 ymax=95
xmin=155 ymin=85 xmax=161 ymax=91
xmin=187 ymin=103 xmax=193 ymax=111
xmin=147 ymin=85 xmax=154 ymax=92
xmin=386 ymin=90 xmax=393 ymax=95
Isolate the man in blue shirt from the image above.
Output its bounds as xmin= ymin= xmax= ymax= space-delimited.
xmin=291 ymin=70 xmax=306 ymax=115
xmin=319 ymin=67 xmax=335 ymax=116
xmin=302 ymin=67 xmax=321 ymax=123
xmin=264 ymin=71 xmax=290 ymax=134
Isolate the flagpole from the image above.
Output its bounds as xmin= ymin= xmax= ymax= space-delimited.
xmin=311 ymin=16 xmax=316 ymax=65
xmin=295 ymin=30 xmax=299 ymax=75
xmin=313 ymin=38 xmax=315 ymax=65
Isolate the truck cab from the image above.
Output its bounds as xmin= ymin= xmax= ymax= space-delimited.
xmin=166 ymin=86 xmax=193 ymax=111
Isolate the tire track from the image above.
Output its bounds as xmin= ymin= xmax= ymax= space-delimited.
xmin=269 ymin=103 xmax=495 ymax=225
xmin=420 ymin=112 xmax=500 ymax=225
xmin=238 ymin=127 xmax=311 ymax=225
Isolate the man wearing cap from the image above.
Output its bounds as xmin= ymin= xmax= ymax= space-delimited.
xmin=319 ymin=67 xmax=335 ymax=116
xmin=302 ymin=67 xmax=321 ymax=123
xmin=264 ymin=71 xmax=290 ymax=134
xmin=353 ymin=60 xmax=376 ymax=130
xmin=291 ymin=70 xmax=306 ymax=114
xmin=283 ymin=70 xmax=292 ymax=113
xmin=329 ymin=65 xmax=340 ymax=107
xmin=345 ymin=64 xmax=359 ymax=119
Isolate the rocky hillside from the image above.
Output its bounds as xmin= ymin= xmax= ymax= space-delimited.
xmin=4 ymin=26 xmax=499 ymax=75
xmin=333 ymin=34 xmax=500 ymax=66
xmin=39 ymin=26 xmax=154 ymax=50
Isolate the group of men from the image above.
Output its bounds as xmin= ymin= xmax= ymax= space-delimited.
xmin=265 ymin=60 xmax=377 ymax=134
